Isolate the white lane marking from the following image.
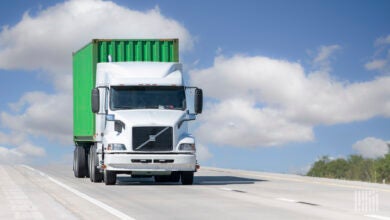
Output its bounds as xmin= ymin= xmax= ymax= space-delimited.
xmin=365 ymin=214 xmax=390 ymax=220
xmin=275 ymin=197 xmax=296 ymax=203
xmin=22 ymin=165 xmax=136 ymax=220
xmin=0 ymin=166 xmax=44 ymax=219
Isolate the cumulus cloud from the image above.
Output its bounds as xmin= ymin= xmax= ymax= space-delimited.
xmin=353 ymin=137 xmax=389 ymax=158
xmin=0 ymin=147 xmax=25 ymax=164
xmin=196 ymin=144 xmax=213 ymax=162
xmin=0 ymin=0 xmax=194 ymax=152
xmin=16 ymin=142 xmax=46 ymax=157
xmin=365 ymin=59 xmax=387 ymax=71
xmin=0 ymin=0 xmax=193 ymax=79
xmin=0 ymin=131 xmax=45 ymax=164
xmin=365 ymin=34 xmax=390 ymax=73
xmin=1 ymin=92 xmax=72 ymax=144
xmin=196 ymin=99 xmax=313 ymax=147
xmin=190 ymin=55 xmax=390 ymax=148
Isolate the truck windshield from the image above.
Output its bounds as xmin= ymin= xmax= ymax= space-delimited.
xmin=110 ymin=86 xmax=186 ymax=110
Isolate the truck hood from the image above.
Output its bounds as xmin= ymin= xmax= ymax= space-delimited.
xmin=112 ymin=110 xmax=186 ymax=127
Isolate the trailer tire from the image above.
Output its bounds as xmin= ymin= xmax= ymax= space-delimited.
xmin=89 ymin=145 xmax=103 ymax=182
xmin=85 ymin=149 xmax=90 ymax=178
xmin=181 ymin=171 xmax=194 ymax=185
xmin=73 ymin=146 xmax=87 ymax=178
xmin=104 ymin=170 xmax=116 ymax=185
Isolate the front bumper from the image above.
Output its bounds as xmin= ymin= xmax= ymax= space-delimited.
xmin=103 ymin=153 xmax=196 ymax=172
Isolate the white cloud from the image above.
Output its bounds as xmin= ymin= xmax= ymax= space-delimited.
xmin=190 ymin=55 xmax=390 ymax=148
xmin=0 ymin=131 xmax=45 ymax=164
xmin=314 ymin=44 xmax=341 ymax=64
xmin=0 ymin=0 xmax=193 ymax=79
xmin=0 ymin=131 xmax=26 ymax=146
xmin=365 ymin=34 xmax=390 ymax=73
xmin=0 ymin=0 xmax=194 ymax=149
xmin=196 ymin=99 xmax=313 ymax=147
xmin=1 ymin=92 xmax=72 ymax=144
xmin=196 ymin=144 xmax=213 ymax=162
xmin=0 ymin=147 xmax=25 ymax=164
xmin=375 ymin=34 xmax=390 ymax=46
xmin=16 ymin=142 xmax=46 ymax=157
xmin=365 ymin=59 xmax=387 ymax=71
xmin=353 ymin=137 xmax=389 ymax=158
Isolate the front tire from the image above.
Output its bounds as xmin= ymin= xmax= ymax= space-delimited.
xmin=181 ymin=171 xmax=194 ymax=185
xmin=104 ymin=170 xmax=116 ymax=185
xmin=89 ymin=145 xmax=103 ymax=182
xmin=73 ymin=146 xmax=87 ymax=178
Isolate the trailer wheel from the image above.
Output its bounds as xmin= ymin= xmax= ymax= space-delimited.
xmin=85 ymin=148 xmax=90 ymax=178
xmin=89 ymin=145 xmax=103 ymax=182
xmin=181 ymin=171 xmax=194 ymax=185
xmin=73 ymin=146 xmax=87 ymax=178
xmin=104 ymin=170 xmax=116 ymax=185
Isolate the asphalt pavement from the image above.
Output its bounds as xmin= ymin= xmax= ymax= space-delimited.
xmin=0 ymin=164 xmax=389 ymax=220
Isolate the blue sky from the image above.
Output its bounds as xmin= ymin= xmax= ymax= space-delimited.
xmin=0 ymin=0 xmax=389 ymax=173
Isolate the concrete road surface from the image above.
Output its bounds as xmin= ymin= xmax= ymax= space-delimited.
xmin=0 ymin=164 xmax=389 ymax=220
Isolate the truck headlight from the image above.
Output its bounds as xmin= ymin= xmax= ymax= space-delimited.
xmin=107 ymin=143 xmax=126 ymax=151
xmin=179 ymin=143 xmax=195 ymax=151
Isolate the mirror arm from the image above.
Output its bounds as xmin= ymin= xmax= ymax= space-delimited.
xmin=177 ymin=113 xmax=196 ymax=129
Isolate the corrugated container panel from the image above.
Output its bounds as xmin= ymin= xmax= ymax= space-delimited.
xmin=94 ymin=39 xmax=178 ymax=62
xmin=73 ymin=39 xmax=179 ymax=143
xmin=73 ymin=43 xmax=95 ymax=141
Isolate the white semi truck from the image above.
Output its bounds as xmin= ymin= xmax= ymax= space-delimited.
xmin=73 ymin=39 xmax=203 ymax=185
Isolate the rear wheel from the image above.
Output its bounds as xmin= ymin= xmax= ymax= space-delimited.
xmin=89 ymin=145 xmax=103 ymax=182
xmin=73 ymin=146 xmax=87 ymax=178
xmin=181 ymin=171 xmax=194 ymax=185
xmin=104 ymin=170 xmax=116 ymax=185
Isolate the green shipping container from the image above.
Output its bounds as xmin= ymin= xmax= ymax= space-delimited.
xmin=73 ymin=39 xmax=179 ymax=143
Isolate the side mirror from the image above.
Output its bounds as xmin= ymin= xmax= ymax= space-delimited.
xmin=194 ymin=88 xmax=203 ymax=114
xmin=91 ymin=88 xmax=100 ymax=113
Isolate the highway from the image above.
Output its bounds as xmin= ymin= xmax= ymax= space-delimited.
xmin=0 ymin=164 xmax=389 ymax=220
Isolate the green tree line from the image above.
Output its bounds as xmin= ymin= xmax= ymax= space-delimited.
xmin=307 ymin=154 xmax=390 ymax=184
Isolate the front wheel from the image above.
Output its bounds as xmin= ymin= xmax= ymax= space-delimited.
xmin=89 ymin=145 xmax=103 ymax=183
xmin=104 ymin=170 xmax=116 ymax=185
xmin=181 ymin=171 xmax=194 ymax=185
